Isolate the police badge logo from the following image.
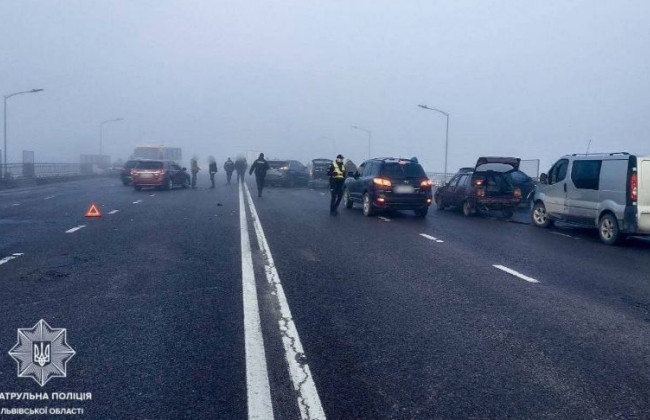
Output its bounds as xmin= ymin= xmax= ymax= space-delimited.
xmin=8 ymin=320 xmax=76 ymax=387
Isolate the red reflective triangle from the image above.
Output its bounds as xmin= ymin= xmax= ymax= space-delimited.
xmin=85 ymin=202 xmax=102 ymax=218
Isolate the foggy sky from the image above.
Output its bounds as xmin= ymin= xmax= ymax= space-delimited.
xmin=1 ymin=0 xmax=649 ymax=174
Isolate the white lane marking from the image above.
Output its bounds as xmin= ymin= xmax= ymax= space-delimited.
xmin=493 ymin=265 xmax=539 ymax=284
xmin=419 ymin=233 xmax=444 ymax=243
xmin=11 ymin=203 xmax=21 ymax=206
xmin=378 ymin=216 xmax=391 ymax=222
xmin=244 ymin=183 xmax=326 ymax=420
xmin=43 ymin=195 xmax=56 ymax=200
xmin=239 ymin=183 xmax=274 ymax=419
xmin=132 ymin=200 xmax=143 ymax=204
xmin=108 ymin=210 xmax=120 ymax=215
xmin=65 ymin=225 xmax=86 ymax=234
xmin=0 ymin=253 xmax=24 ymax=266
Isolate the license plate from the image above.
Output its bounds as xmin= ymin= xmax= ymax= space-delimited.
xmin=394 ymin=185 xmax=415 ymax=194
xmin=140 ymin=173 xmax=153 ymax=178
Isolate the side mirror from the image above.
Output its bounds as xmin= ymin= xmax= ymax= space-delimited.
xmin=539 ymin=173 xmax=548 ymax=184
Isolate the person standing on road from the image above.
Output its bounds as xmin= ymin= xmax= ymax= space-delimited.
xmin=249 ymin=153 xmax=270 ymax=197
xmin=235 ymin=156 xmax=247 ymax=184
xmin=190 ymin=157 xmax=200 ymax=189
xmin=224 ymin=158 xmax=235 ymax=184
xmin=328 ymin=154 xmax=347 ymax=216
xmin=208 ymin=156 xmax=218 ymax=189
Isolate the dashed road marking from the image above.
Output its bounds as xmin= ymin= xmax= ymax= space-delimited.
xmin=132 ymin=200 xmax=143 ymax=204
xmin=65 ymin=225 xmax=86 ymax=234
xmin=11 ymin=203 xmax=20 ymax=206
xmin=0 ymin=253 xmax=24 ymax=266
xmin=493 ymin=264 xmax=539 ymax=284
xmin=43 ymin=195 xmax=56 ymax=200
xmin=419 ymin=233 xmax=444 ymax=243
xmin=108 ymin=210 xmax=120 ymax=215
xmin=378 ymin=216 xmax=391 ymax=222
xmin=552 ymin=231 xmax=580 ymax=240
xmin=238 ymin=182 xmax=274 ymax=419
xmin=244 ymin=182 xmax=326 ymax=420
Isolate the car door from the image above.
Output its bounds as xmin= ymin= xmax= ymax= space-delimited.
xmin=441 ymin=174 xmax=461 ymax=205
xmin=453 ymin=174 xmax=471 ymax=206
xmin=566 ymin=159 xmax=602 ymax=224
xmin=541 ymin=158 xmax=569 ymax=218
xmin=348 ymin=162 xmax=366 ymax=199
xmin=170 ymin=163 xmax=183 ymax=184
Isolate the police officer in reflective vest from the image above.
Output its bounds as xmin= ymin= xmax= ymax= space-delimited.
xmin=327 ymin=154 xmax=347 ymax=215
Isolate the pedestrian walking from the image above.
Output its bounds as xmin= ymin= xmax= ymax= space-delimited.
xmin=235 ymin=156 xmax=247 ymax=184
xmin=249 ymin=153 xmax=270 ymax=197
xmin=208 ymin=156 xmax=218 ymax=188
xmin=190 ymin=157 xmax=200 ymax=189
xmin=224 ymin=157 xmax=235 ymax=184
xmin=328 ymin=154 xmax=347 ymax=215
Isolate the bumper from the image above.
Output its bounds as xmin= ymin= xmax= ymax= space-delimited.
xmin=131 ymin=176 xmax=165 ymax=187
xmin=473 ymin=197 xmax=521 ymax=210
xmin=373 ymin=193 xmax=432 ymax=210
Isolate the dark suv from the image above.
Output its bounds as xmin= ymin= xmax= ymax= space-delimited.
xmin=343 ymin=158 xmax=432 ymax=217
xmin=266 ymin=160 xmax=309 ymax=187
xmin=434 ymin=157 xmax=523 ymax=218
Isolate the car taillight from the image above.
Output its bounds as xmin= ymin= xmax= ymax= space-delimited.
xmin=476 ymin=188 xmax=485 ymax=198
xmin=630 ymin=172 xmax=638 ymax=202
xmin=514 ymin=187 xmax=522 ymax=198
xmin=420 ymin=179 xmax=432 ymax=189
xmin=473 ymin=178 xmax=484 ymax=187
xmin=373 ymin=178 xmax=392 ymax=187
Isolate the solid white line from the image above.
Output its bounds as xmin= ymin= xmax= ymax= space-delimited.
xmin=244 ymin=183 xmax=326 ymax=420
xmin=239 ymin=183 xmax=274 ymax=420
xmin=132 ymin=200 xmax=143 ymax=204
xmin=43 ymin=195 xmax=56 ymax=200
xmin=65 ymin=225 xmax=86 ymax=234
xmin=378 ymin=216 xmax=391 ymax=222
xmin=108 ymin=210 xmax=120 ymax=215
xmin=0 ymin=253 xmax=23 ymax=266
xmin=493 ymin=265 xmax=539 ymax=284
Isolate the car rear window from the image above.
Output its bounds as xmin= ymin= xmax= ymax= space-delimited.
xmin=135 ymin=161 xmax=163 ymax=170
xmin=269 ymin=161 xmax=288 ymax=169
xmin=476 ymin=163 xmax=515 ymax=173
xmin=380 ymin=162 xmax=426 ymax=179
xmin=124 ymin=161 xmax=138 ymax=169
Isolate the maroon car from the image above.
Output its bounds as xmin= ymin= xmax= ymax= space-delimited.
xmin=434 ymin=157 xmax=523 ymax=218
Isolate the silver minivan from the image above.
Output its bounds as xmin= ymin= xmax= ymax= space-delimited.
xmin=532 ymin=152 xmax=650 ymax=245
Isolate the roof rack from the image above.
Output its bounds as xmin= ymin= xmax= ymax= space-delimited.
xmin=571 ymin=152 xmax=629 ymax=156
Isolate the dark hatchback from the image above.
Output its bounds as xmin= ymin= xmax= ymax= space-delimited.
xmin=131 ymin=160 xmax=190 ymax=191
xmin=266 ymin=160 xmax=309 ymax=187
xmin=120 ymin=160 xmax=139 ymax=185
xmin=343 ymin=157 xmax=433 ymax=217
xmin=307 ymin=158 xmax=332 ymax=188
xmin=434 ymin=157 xmax=523 ymax=218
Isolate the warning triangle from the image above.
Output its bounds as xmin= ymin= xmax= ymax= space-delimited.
xmin=85 ymin=202 xmax=102 ymax=218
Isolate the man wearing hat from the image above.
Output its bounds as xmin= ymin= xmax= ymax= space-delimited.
xmin=327 ymin=154 xmax=347 ymax=215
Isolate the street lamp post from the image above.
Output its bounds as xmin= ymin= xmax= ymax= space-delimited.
xmin=3 ymin=89 xmax=44 ymax=179
xmin=418 ymin=104 xmax=450 ymax=179
xmin=99 ymin=118 xmax=124 ymax=156
xmin=351 ymin=125 xmax=372 ymax=159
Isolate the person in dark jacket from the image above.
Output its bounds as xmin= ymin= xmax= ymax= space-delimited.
xmin=190 ymin=157 xmax=200 ymax=189
xmin=249 ymin=153 xmax=271 ymax=197
xmin=224 ymin=158 xmax=235 ymax=184
xmin=208 ymin=156 xmax=218 ymax=188
xmin=234 ymin=156 xmax=247 ymax=184
xmin=327 ymin=154 xmax=347 ymax=215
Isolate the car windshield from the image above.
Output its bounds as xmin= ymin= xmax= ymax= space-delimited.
xmin=134 ymin=161 xmax=163 ymax=170
xmin=124 ymin=161 xmax=138 ymax=169
xmin=380 ymin=162 xmax=426 ymax=179
xmin=269 ymin=161 xmax=288 ymax=169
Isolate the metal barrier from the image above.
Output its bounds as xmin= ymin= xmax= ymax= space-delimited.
xmin=1 ymin=163 xmax=83 ymax=180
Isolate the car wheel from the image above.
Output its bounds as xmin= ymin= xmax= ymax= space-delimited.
xmin=462 ymin=200 xmax=474 ymax=217
xmin=362 ymin=193 xmax=375 ymax=217
xmin=166 ymin=177 xmax=173 ymax=191
xmin=531 ymin=201 xmax=553 ymax=228
xmin=503 ymin=207 xmax=515 ymax=218
xmin=344 ymin=189 xmax=353 ymax=209
xmin=435 ymin=195 xmax=445 ymax=211
xmin=134 ymin=185 xmax=142 ymax=191
xmin=599 ymin=213 xmax=625 ymax=245
xmin=414 ymin=207 xmax=429 ymax=218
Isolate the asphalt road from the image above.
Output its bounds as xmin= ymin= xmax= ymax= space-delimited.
xmin=1 ymin=175 xmax=650 ymax=419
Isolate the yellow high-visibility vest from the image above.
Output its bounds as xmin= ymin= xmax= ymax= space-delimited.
xmin=332 ymin=163 xmax=346 ymax=179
